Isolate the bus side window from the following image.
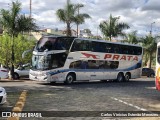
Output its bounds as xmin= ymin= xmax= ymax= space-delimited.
xmin=80 ymin=61 xmax=88 ymax=69
xmin=128 ymin=46 xmax=134 ymax=55
xmin=88 ymin=60 xmax=98 ymax=69
xmin=109 ymin=61 xmax=119 ymax=69
xmin=105 ymin=43 xmax=112 ymax=53
xmin=69 ymin=60 xmax=82 ymax=69
xmin=81 ymin=40 xmax=92 ymax=51
xmin=121 ymin=45 xmax=129 ymax=54
xmin=137 ymin=47 xmax=142 ymax=55
xmin=62 ymin=38 xmax=74 ymax=50
xmin=71 ymin=39 xmax=81 ymax=52
xmin=91 ymin=42 xmax=104 ymax=52
xmin=55 ymin=39 xmax=65 ymax=50
xmin=113 ymin=44 xmax=121 ymax=54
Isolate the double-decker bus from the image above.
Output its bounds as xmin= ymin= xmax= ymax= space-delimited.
xmin=29 ymin=35 xmax=143 ymax=84
xmin=156 ymin=42 xmax=160 ymax=90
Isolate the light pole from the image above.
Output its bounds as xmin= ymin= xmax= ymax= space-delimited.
xmin=150 ymin=22 xmax=155 ymax=35
xmin=96 ymin=26 xmax=98 ymax=39
xmin=30 ymin=0 xmax=32 ymax=18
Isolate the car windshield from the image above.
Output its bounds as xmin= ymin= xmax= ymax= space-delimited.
xmin=17 ymin=64 xmax=30 ymax=70
xmin=31 ymin=52 xmax=67 ymax=70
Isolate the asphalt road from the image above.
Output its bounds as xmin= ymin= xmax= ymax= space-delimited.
xmin=0 ymin=77 xmax=160 ymax=120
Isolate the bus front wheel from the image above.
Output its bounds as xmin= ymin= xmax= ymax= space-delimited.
xmin=65 ymin=73 xmax=75 ymax=84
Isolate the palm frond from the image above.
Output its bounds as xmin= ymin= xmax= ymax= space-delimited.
xmin=99 ymin=14 xmax=129 ymax=41
xmin=56 ymin=9 xmax=66 ymax=22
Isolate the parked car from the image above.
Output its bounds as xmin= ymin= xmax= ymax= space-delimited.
xmin=0 ymin=87 xmax=7 ymax=104
xmin=142 ymin=68 xmax=155 ymax=77
xmin=0 ymin=67 xmax=9 ymax=79
xmin=12 ymin=63 xmax=30 ymax=79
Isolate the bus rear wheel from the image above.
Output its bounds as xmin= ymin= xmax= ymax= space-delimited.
xmin=124 ymin=73 xmax=130 ymax=82
xmin=117 ymin=73 xmax=124 ymax=82
xmin=65 ymin=73 xmax=75 ymax=84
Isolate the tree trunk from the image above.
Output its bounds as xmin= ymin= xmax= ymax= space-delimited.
xmin=109 ymin=36 xmax=112 ymax=41
xmin=148 ymin=53 xmax=152 ymax=68
xmin=10 ymin=35 xmax=15 ymax=79
xmin=67 ymin=23 xmax=71 ymax=36
xmin=77 ymin=23 xmax=78 ymax=37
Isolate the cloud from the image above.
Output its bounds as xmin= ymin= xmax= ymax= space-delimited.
xmin=141 ymin=0 xmax=160 ymax=12
xmin=0 ymin=0 xmax=160 ymax=37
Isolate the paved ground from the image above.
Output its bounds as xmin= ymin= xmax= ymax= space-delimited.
xmin=0 ymin=77 xmax=160 ymax=120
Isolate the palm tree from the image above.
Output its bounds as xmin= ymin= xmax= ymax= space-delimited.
xmin=141 ymin=35 xmax=158 ymax=68
xmin=74 ymin=4 xmax=91 ymax=37
xmin=99 ymin=14 xmax=130 ymax=41
xmin=56 ymin=0 xmax=90 ymax=36
xmin=123 ymin=31 xmax=139 ymax=44
xmin=56 ymin=0 xmax=74 ymax=36
xmin=0 ymin=1 xmax=37 ymax=79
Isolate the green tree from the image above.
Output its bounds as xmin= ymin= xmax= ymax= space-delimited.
xmin=0 ymin=0 xmax=37 ymax=78
xmin=14 ymin=35 xmax=35 ymax=65
xmin=0 ymin=1 xmax=37 ymax=36
xmin=56 ymin=0 xmax=90 ymax=36
xmin=99 ymin=14 xmax=130 ymax=41
xmin=141 ymin=35 xmax=158 ymax=68
xmin=123 ymin=31 xmax=139 ymax=44
xmin=0 ymin=34 xmax=35 ymax=67
xmin=0 ymin=34 xmax=12 ymax=67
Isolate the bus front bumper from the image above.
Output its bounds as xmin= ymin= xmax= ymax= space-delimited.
xmin=29 ymin=73 xmax=48 ymax=82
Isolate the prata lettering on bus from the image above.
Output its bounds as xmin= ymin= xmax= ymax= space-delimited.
xmin=104 ymin=54 xmax=138 ymax=61
xmin=81 ymin=52 xmax=138 ymax=61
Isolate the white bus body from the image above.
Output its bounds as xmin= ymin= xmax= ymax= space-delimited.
xmin=29 ymin=36 xmax=142 ymax=84
xmin=156 ymin=42 xmax=160 ymax=90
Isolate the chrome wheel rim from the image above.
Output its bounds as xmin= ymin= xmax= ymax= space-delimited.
xmin=67 ymin=75 xmax=73 ymax=83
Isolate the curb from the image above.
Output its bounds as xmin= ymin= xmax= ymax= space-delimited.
xmin=7 ymin=90 xmax=28 ymax=120
xmin=0 ymin=79 xmax=29 ymax=82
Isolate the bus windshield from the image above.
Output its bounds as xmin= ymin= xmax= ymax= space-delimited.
xmin=31 ymin=52 xmax=67 ymax=70
xmin=35 ymin=37 xmax=74 ymax=52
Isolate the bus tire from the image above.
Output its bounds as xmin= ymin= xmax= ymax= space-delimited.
xmin=124 ymin=73 xmax=130 ymax=82
xmin=117 ymin=73 xmax=124 ymax=82
xmin=50 ymin=82 xmax=56 ymax=84
xmin=65 ymin=73 xmax=75 ymax=84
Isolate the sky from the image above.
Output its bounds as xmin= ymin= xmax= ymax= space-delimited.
xmin=0 ymin=0 xmax=160 ymax=38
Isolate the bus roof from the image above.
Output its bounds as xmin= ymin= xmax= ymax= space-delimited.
xmin=42 ymin=35 xmax=75 ymax=39
xmin=75 ymin=38 xmax=142 ymax=47
xmin=40 ymin=35 xmax=142 ymax=48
